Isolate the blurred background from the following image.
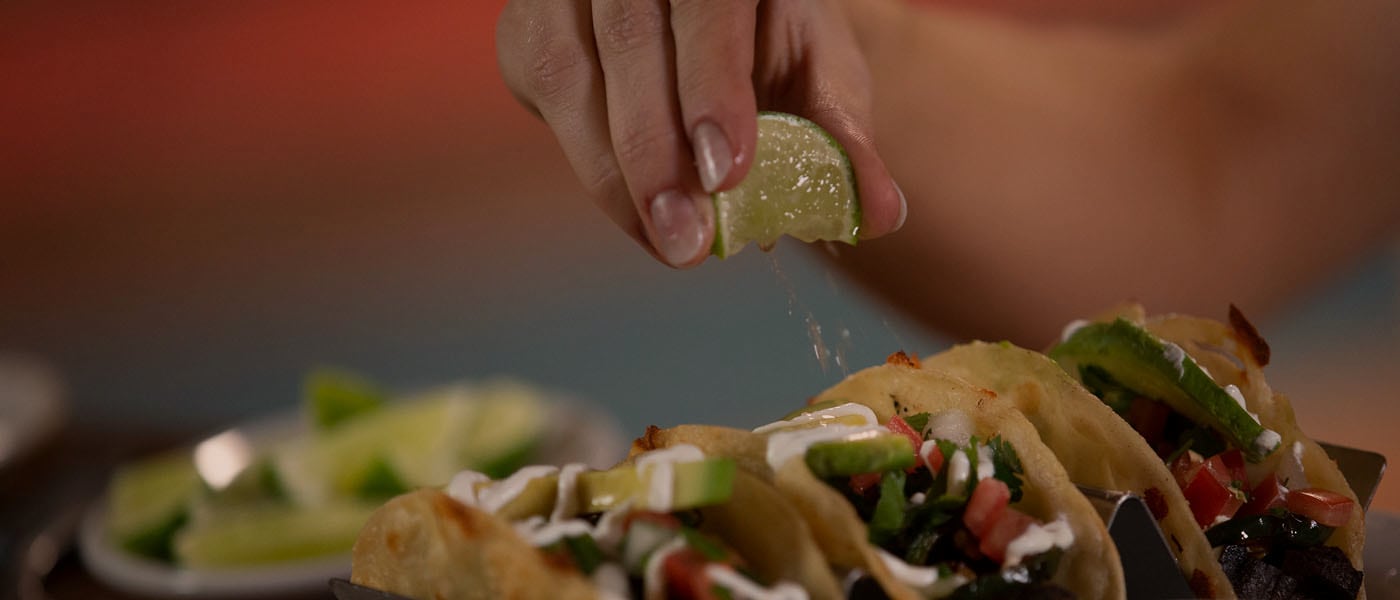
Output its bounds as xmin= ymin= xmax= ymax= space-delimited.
xmin=2 ymin=0 xmax=1396 ymax=514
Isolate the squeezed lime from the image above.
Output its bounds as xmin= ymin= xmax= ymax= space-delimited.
xmin=711 ymin=112 xmax=861 ymax=258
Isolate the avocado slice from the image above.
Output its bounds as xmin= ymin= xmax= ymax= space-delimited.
xmin=780 ymin=399 xmax=848 ymax=420
xmin=464 ymin=457 xmax=738 ymax=519
xmin=804 ymin=434 xmax=916 ymax=478
xmin=1050 ymin=319 xmax=1280 ymax=461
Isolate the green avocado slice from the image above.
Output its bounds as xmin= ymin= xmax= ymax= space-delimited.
xmin=804 ymin=434 xmax=916 ymax=478
xmin=467 ymin=457 xmax=738 ymax=519
xmin=1049 ymin=319 xmax=1280 ymax=462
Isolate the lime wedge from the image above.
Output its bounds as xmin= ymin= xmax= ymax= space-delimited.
xmin=106 ymin=450 xmax=203 ymax=561
xmin=711 ymin=112 xmax=861 ymax=258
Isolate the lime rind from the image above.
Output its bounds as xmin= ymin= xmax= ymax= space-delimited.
xmin=712 ymin=112 xmax=861 ymax=259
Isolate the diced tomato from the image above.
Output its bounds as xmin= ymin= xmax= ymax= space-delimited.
xmin=1214 ymin=449 xmax=1248 ymax=487
xmin=920 ymin=442 xmax=945 ymax=474
xmin=964 ymin=478 xmax=1010 ymax=538
xmin=1169 ymin=450 xmax=1204 ymax=491
xmin=663 ymin=547 xmax=721 ymax=600
xmin=977 ymin=508 xmax=1036 ymax=564
xmin=885 ymin=416 xmax=924 ymax=473
xmin=1182 ymin=459 xmax=1245 ymax=529
xmin=1240 ymin=475 xmax=1288 ymax=516
xmin=850 ymin=472 xmax=883 ymax=496
xmin=887 ymin=416 xmax=924 ymax=449
xmin=1125 ymin=398 xmax=1171 ymax=450
xmin=623 ymin=511 xmax=682 ymax=532
xmin=1286 ymin=488 xmax=1355 ymax=528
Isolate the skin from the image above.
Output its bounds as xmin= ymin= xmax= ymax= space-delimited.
xmin=496 ymin=0 xmax=1400 ymax=346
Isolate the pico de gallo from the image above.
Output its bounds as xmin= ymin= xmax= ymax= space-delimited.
xmin=1053 ymin=319 xmax=1363 ymax=600
xmin=779 ymin=408 xmax=1078 ymax=600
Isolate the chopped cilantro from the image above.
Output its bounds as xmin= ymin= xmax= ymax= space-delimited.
xmin=867 ymin=470 xmax=908 ymax=546
xmin=560 ymin=535 xmax=605 ymax=575
xmin=903 ymin=412 xmax=931 ymax=437
xmin=681 ymin=528 xmax=730 ymax=562
xmin=987 ymin=436 xmax=1025 ymax=503
xmin=709 ymin=584 xmax=735 ymax=600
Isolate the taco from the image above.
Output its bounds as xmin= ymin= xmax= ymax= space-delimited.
xmin=922 ymin=340 xmax=1228 ymax=596
xmin=924 ymin=304 xmax=1365 ymax=599
xmin=632 ymin=359 xmax=1124 ymax=600
xmin=351 ymin=443 xmax=844 ymax=599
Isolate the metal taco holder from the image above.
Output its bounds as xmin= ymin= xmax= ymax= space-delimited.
xmin=330 ymin=442 xmax=1387 ymax=600
xmin=1080 ymin=441 xmax=1385 ymax=600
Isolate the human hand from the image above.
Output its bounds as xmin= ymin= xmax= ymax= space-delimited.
xmin=496 ymin=0 xmax=906 ymax=268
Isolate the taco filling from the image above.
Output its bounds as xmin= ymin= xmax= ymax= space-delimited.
xmin=359 ymin=444 xmax=819 ymax=600
xmin=760 ymin=405 xmax=1077 ymax=600
xmin=1051 ymin=318 xmax=1362 ymax=599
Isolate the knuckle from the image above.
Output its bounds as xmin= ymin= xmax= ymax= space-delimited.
xmin=496 ymin=3 xmax=592 ymax=109
xmin=520 ymin=35 xmax=592 ymax=108
xmin=611 ymin=121 xmax=679 ymax=172
xmin=582 ymin=159 xmax=626 ymax=203
xmin=593 ymin=1 xmax=666 ymax=58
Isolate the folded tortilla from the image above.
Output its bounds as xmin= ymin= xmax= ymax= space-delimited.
xmin=923 ymin=340 xmax=1231 ymax=597
xmin=350 ymin=464 xmax=844 ymax=599
xmin=922 ymin=303 xmax=1366 ymax=599
xmin=632 ymin=362 xmax=1125 ymax=600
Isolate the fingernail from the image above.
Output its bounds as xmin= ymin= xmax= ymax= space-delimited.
xmin=692 ymin=121 xmax=733 ymax=193
xmin=893 ymin=181 xmax=908 ymax=231
xmin=649 ymin=189 xmax=712 ymax=266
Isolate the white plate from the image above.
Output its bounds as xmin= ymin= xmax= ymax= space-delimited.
xmin=79 ymin=394 xmax=626 ymax=598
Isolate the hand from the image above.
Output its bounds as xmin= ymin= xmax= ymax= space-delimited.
xmin=496 ymin=0 xmax=906 ymax=268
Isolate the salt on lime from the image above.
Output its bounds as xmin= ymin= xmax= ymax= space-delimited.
xmin=711 ymin=112 xmax=861 ymax=258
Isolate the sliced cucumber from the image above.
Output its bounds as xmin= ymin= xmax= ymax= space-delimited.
xmin=460 ymin=381 xmax=547 ymax=478
xmin=173 ymin=501 xmax=376 ymax=568
xmin=106 ymin=450 xmax=203 ymax=561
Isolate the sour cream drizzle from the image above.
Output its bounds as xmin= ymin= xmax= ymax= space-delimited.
xmin=1162 ymin=341 xmax=1187 ymax=379
xmin=445 ymin=470 xmax=490 ymax=505
xmin=550 ymin=463 xmax=589 ymax=523
xmin=946 ymin=449 xmax=971 ymax=496
xmin=706 ymin=565 xmax=809 ymax=600
xmin=753 ymin=402 xmax=878 ymax=433
xmin=478 ymin=465 xmax=558 ymax=514
xmin=1003 ymin=516 xmax=1075 ymax=568
xmin=1060 ymin=319 xmax=1090 ymax=343
xmin=519 ymin=515 xmax=594 ymax=546
xmin=636 ymin=444 xmax=706 ymax=511
xmin=975 ymin=444 xmax=995 ymax=481
xmin=1224 ymin=384 xmax=1262 ymax=425
xmin=643 ymin=537 xmax=690 ymax=600
xmin=876 ymin=549 xmax=970 ymax=599
xmin=765 ymin=424 xmax=887 ymax=472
